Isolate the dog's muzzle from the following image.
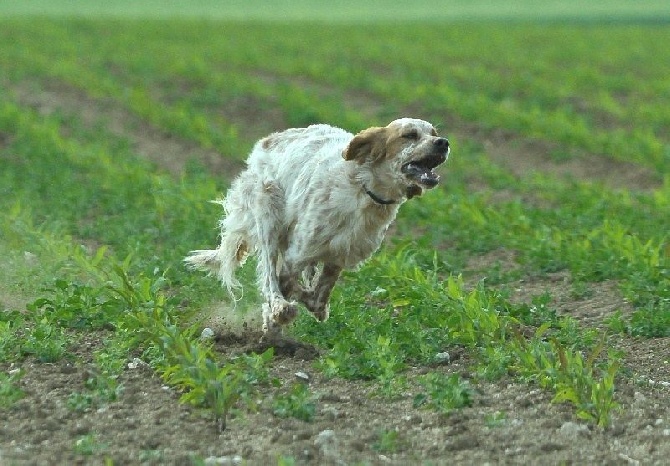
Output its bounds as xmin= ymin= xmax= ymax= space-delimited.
xmin=401 ymin=138 xmax=449 ymax=188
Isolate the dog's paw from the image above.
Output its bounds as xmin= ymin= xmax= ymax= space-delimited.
xmin=262 ymin=299 xmax=298 ymax=332
xmin=273 ymin=299 xmax=299 ymax=325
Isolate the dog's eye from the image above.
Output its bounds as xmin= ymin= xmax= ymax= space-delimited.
xmin=402 ymin=130 xmax=419 ymax=140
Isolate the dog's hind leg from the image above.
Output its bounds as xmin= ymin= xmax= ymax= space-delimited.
xmin=253 ymin=181 xmax=298 ymax=333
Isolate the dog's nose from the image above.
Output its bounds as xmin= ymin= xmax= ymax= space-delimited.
xmin=434 ymin=137 xmax=449 ymax=151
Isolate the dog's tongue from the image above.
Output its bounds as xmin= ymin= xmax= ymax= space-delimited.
xmin=405 ymin=162 xmax=440 ymax=187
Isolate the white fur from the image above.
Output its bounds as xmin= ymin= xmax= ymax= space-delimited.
xmin=186 ymin=118 xmax=449 ymax=332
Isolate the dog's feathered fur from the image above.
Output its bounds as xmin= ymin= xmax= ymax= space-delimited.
xmin=185 ymin=118 xmax=449 ymax=333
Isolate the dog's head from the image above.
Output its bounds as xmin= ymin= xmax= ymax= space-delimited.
xmin=343 ymin=118 xmax=450 ymax=200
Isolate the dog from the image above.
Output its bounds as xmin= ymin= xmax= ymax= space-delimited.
xmin=185 ymin=118 xmax=449 ymax=334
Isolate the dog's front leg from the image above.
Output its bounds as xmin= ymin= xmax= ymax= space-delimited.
xmin=278 ymin=261 xmax=319 ymax=299
xmin=302 ymin=263 xmax=342 ymax=322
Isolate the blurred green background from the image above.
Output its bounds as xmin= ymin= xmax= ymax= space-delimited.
xmin=1 ymin=0 xmax=669 ymax=21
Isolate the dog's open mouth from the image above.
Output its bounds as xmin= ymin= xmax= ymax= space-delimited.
xmin=401 ymin=152 xmax=446 ymax=188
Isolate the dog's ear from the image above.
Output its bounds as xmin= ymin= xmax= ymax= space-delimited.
xmin=343 ymin=127 xmax=388 ymax=163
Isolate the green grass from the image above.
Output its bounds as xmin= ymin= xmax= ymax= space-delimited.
xmin=2 ymin=0 xmax=669 ymax=21
xmin=0 ymin=11 xmax=668 ymax=432
xmin=0 ymin=370 xmax=25 ymax=408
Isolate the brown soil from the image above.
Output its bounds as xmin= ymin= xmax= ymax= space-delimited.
xmin=1 ymin=80 xmax=668 ymax=465
xmin=2 ymin=325 xmax=668 ymax=465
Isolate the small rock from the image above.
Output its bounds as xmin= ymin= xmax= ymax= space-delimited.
xmin=315 ymin=429 xmax=338 ymax=457
xmin=504 ymin=447 xmax=522 ymax=455
xmin=200 ymin=327 xmax=215 ymax=340
xmin=204 ymin=455 xmax=243 ymax=465
xmin=559 ymin=421 xmax=589 ymax=438
xmin=609 ymin=424 xmax=626 ymax=437
xmin=663 ymin=429 xmax=670 ymax=436
xmin=655 ymin=418 xmax=663 ymax=426
xmin=402 ymin=414 xmax=422 ymax=425
xmin=295 ymin=371 xmax=310 ymax=382
xmin=632 ymin=392 xmax=647 ymax=407
xmin=435 ymin=352 xmax=451 ymax=364
xmin=72 ymin=421 xmax=91 ymax=435
xmin=127 ymin=358 xmax=144 ymax=369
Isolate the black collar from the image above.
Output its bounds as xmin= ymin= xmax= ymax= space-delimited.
xmin=364 ymin=186 xmax=397 ymax=205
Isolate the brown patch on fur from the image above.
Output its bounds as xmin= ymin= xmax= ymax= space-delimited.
xmin=235 ymin=242 xmax=248 ymax=263
xmin=343 ymin=126 xmax=388 ymax=163
xmin=383 ymin=124 xmax=413 ymax=161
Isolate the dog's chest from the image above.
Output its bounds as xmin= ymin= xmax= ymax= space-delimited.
xmin=291 ymin=199 xmax=397 ymax=268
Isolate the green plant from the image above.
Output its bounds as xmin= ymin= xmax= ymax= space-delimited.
xmin=552 ymin=338 xmax=620 ymax=428
xmin=571 ymin=281 xmax=593 ymax=300
xmin=374 ymin=429 xmax=405 ymax=453
xmin=138 ymin=449 xmax=163 ymax=463
xmin=27 ymin=278 xmax=124 ymax=330
xmin=484 ymin=411 xmax=507 ymax=428
xmin=112 ymin=267 xmax=274 ymax=431
xmin=0 ymin=369 xmax=25 ymax=407
xmin=74 ymin=433 xmax=105 ymax=456
xmin=0 ymin=315 xmax=23 ymax=362
xmin=628 ymin=301 xmax=670 ymax=338
xmin=84 ymin=371 xmax=122 ymax=404
xmin=22 ymin=319 xmax=68 ymax=363
xmin=272 ymin=383 xmax=316 ymax=422
xmin=604 ymin=310 xmax=628 ymax=334
xmin=67 ymin=392 xmax=94 ymax=412
xmin=413 ymin=373 xmax=473 ymax=415
xmin=276 ymin=456 xmax=297 ymax=466
xmin=510 ymin=327 xmax=620 ymax=427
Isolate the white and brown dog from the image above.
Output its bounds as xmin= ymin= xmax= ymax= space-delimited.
xmin=186 ymin=118 xmax=449 ymax=333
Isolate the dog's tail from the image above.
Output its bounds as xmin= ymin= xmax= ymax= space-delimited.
xmin=184 ymin=232 xmax=249 ymax=301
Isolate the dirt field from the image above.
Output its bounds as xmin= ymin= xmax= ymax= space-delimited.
xmin=1 ymin=80 xmax=669 ymax=466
